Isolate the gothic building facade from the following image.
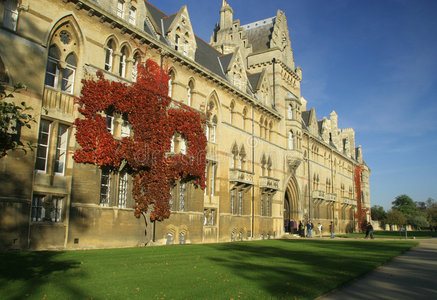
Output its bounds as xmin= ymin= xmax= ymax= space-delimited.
xmin=0 ymin=0 xmax=370 ymax=250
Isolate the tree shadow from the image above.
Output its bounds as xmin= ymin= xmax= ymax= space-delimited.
xmin=0 ymin=251 xmax=86 ymax=300
xmin=204 ymin=239 xmax=414 ymax=299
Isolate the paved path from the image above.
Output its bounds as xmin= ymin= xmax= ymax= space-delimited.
xmin=318 ymin=238 xmax=437 ymax=300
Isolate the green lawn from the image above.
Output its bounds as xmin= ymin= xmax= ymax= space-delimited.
xmin=0 ymin=239 xmax=417 ymax=300
xmin=338 ymin=230 xmax=437 ymax=239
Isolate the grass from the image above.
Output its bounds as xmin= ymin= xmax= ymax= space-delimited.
xmin=337 ymin=230 xmax=437 ymax=239
xmin=0 ymin=239 xmax=417 ymax=300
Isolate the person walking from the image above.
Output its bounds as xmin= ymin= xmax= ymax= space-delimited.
xmin=365 ymin=223 xmax=374 ymax=239
xmin=318 ymin=223 xmax=323 ymax=238
xmin=307 ymin=220 xmax=314 ymax=238
xmin=330 ymin=221 xmax=335 ymax=238
xmin=298 ymin=221 xmax=304 ymax=237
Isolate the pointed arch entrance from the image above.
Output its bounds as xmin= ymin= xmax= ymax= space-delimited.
xmin=284 ymin=176 xmax=299 ymax=233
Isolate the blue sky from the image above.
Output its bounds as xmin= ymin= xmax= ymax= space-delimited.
xmin=149 ymin=0 xmax=437 ymax=210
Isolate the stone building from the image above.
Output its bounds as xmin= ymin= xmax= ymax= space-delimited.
xmin=0 ymin=0 xmax=370 ymax=250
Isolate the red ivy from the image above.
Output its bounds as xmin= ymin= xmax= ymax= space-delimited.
xmin=74 ymin=59 xmax=207 ymax=221
xmin=354 ymin=165 xmax=367 ymax=232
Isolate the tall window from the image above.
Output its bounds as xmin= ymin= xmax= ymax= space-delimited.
xmin=210 ymin=163 xmax=216 ymax=196
xmin=179 ymin=183 xmax=185 ymax=211
xmin=35 ymin=120 xmax=52 ymax=172
xmin=174 ymin=34 xmax=180 ymax=51
xmin=3 ymin=0 xmax=19 ymax=31
xmin=210 ymin=116 xmax=217 ymax=143
xmin=100 ymin=169 xmax=111 ymax=207
xmin=168 ymin=71 xmax=174 ymax=98
xmin=61 ymin=53 xmax=77 ymax=94
xmin=166 ymin=233 xmax=173 ymax=245
xmin=179 ymin=232 xmax=185 ymax=244
xmin=266 ymin=195 xmax=271 ymax=216
xmin=54 ymin=124 xmax=69 ymax=174
xmin=288 ymin=104 xmax=293 ymax=119
xmin=187 ymin=81 xmax=193 ymax=106
xmin=132 ymin=52 xmax=140 ymax=82
xmin=44 ymin=46 xmax=60 ymax=89
xmin=106 ymin=113 xmax=114 ymax=135
xmin=128 ymin=6 xmax=136 ymax=25
xmin=169 ymin=185 xmax=175 ymax=211
xmin=104 ymin=40 xmax=115 ymax=71
xmin=183 ymin=40 xmax=188 ymax=56
xmin=117 ymin=0 xmax=125 ymax=18
xmin=238 ymin=191 xmax=243 ymax=215
xmin=119 ymin=46 xmax=128 ymax=78
xmin=288 ymin=131 xmax=294 ymax=150
xmin=118 ymin=173 xmax=128 ymax=208
xmin=260 ymin=194 xmax=264 ymax=216
xmin=230 ymin=189 xmax=235 ymax=214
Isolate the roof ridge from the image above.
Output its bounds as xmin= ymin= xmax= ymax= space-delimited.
xmin=144 ymin=0 xmax=168 ymax=17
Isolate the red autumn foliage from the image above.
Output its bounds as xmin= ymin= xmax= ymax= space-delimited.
xmin=354 ymin=165 xmax=367 ymax=232
xmin=74 ymin=59 xmax=207 ymax=221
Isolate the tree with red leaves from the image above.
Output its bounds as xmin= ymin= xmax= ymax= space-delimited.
xmin=74 ymin=59 xmax=207 ymax=223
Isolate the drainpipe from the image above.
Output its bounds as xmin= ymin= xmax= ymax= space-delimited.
xmin=272 ymin=58 xmax=276 ymax=109
xmin=307 ymin=135 xmax=311 ymax=219
xmin=251 ymin=103 xmax=255 ymax=238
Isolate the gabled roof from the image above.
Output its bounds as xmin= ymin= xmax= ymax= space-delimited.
xmin=162 ymin=14 xmax=177 ymax=33
xmin=302 ymin=110 xmax=310 ymax=127
xmin=218 ymin=53 xmax=233 ymax=72
xmin=194 ymin=36 xmax=227 ymax=79
xmin=247 ymin=72 xmax=262 ymax=91
xmin=144 ymin=1 xmax=167 ymax=35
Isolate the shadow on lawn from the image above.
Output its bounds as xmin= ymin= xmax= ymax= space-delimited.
xmin=0 ymin=251 xmax=85 ymax=300
xmin=205 ymin=239 xmax=414 ymax=299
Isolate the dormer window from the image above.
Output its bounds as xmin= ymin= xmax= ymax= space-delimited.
xmin=183 ymin=40 xmax=188 ymax=56
xmin=117 ymin=0 xmax=125 ymax=18
xmin=129 ymin=6 xmax=136 ymax=25
xmin=175 ymin=35 xmax=180 ymax=51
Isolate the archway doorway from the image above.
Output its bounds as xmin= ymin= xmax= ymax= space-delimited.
xmin=284 ymin=193 xmax=291 ymax=232
xmin=284 ymin=176 xmax=300 ymax=234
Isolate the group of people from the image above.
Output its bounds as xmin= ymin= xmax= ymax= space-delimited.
xmin=296 ymin=220 xmax=335 ymax=238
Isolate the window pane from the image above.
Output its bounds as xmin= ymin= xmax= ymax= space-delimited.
xmin=35 ymin=120 xmax=51 ymax=172
xmin=54 ymin=124 xmax=69 ymax=174
xmin=61 ymin=66 xmax=75 ymax=93
xmin=44 ymin=59 xmax=58 ymax=88
xmin=118 ymin=173 xmax=128 ymax=208
xmin=100 ymin=169 xmax=111 ymax=206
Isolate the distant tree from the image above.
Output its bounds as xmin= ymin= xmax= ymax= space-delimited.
xmin=386 ymin=209 xmax=406 ymax=227
xmin=0 ymin=83 xmax=34 ymax=158
xmin=392 ymin=194 xmax=418 ymax=222
xmin=371 ymin=205 xmax=387 ymax=222
xmin=409 ymin=212 xmax=429 ymax=230
xmin=415 ymin=201 xmax=427 ymax=211
xmin=424 ymin=198 xmax=437 ymax=227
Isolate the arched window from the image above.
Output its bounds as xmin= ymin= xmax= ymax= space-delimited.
xmin=229 ymin=101 xmax=235 ymax=124
xmin=210 ymin=115 xmax=217 ymax=143
xmin=288 ymin=104 xmax=293 ymax=119
xmin=104 ymin=39 xmax=115 ymax=71
xmin=168 ymin=70 xmax=175 ymax=98
xmin=45 ymin=45 xmax=60 ymax=88
xmin=288 ymin=131 xmax=294 ymax=150
xmin=187 ymin=80 xmax=194 ymax=106
xmin=132 ymin=52 xmax=141 ymax=82
xmin=3 ymin=0 xmax=19 ymax=31
xmin=179 ymin=232 xmax=185 ymax=244
xmin=119 ymin=46 xmax=128 ymax=78
xmin=166 ymin=233 xmax=173 ymax=245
